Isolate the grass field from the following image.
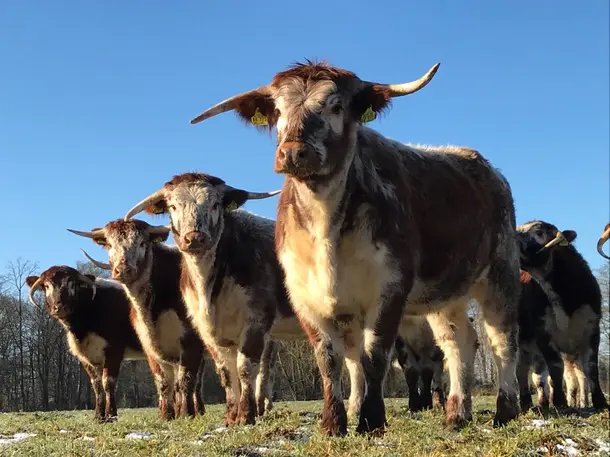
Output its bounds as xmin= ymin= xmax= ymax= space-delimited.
xmin=0 ymin=396 xmax=608 ymax=457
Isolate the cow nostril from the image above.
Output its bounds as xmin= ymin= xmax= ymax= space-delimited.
xmin=297 ymin=149 xmax=306 ymax=159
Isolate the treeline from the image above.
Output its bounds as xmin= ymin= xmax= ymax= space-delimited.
xmin=0 ymin=258 xmax=608 ymax=413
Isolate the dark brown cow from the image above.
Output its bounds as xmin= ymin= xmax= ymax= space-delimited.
xmin=122 ymin=174 xmax=367 ymax=425
xmin=25 ymin=266 xmax=147 ymax=422
xmin=597 ymin=222 xmax=610 ymax=260
xmin=68 ymin=221 xmax=207 ymax=419
xmin=516 ymin=221 xmax=609 ymax=412
xmin=189 ymin=60 xmax=521 ymax=435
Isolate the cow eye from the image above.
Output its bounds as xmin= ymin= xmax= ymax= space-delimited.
xmin=168 ymin=205 xmax=176 ymax=211
xmin=331 ymin=104 xmax=342 ymax=115
xmin=213 ymin=202 xmax=220 ymax=211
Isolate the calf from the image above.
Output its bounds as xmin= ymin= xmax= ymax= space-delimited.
xmin=68 ymin=221 xmax=207 ymax=419
xmin=598 ymin=222 xmax=610 ymax=260
xmin=516 ymin=220 xmax=608 ymax=411
xmin=122 ymin=173 xmax=367 ymax=425
xmin=26 ymin=266 xmax=146 ymax=422
xmin=189 ymin=60 xmax=521 ymax=434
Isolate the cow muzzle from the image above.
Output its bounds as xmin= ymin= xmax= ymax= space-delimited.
xmin=274 ymin=142 xmax=319 ymax=177
xmin=181 ymin=230 xmax=209 ymax=252
xmin=112 ymin=262 xmax=136 ymax=283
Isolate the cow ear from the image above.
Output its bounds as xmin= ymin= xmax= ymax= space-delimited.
xmin=562 ymin=230 xmax=577 ymax=243
xmin=222 ymin=189 xmax=248 ymax=212
xmin=234 ymin=93 xmax=278 ymax=131
xmin=150 ymin=232 xmax=170 ymax=243
xmin=145 ymin=200 xmax=168 ymax=215
xmin=351 ymin=85 xmax=392 ymax=124
xmin=25 ymin=276 xmax=39 ymax=287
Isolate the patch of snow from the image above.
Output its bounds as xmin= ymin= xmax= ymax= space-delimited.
xmin=200 ymin=433 xmax=215 ymax=440
xmin=59 ymin=430 xmax=68 ymax=434
xmin=192 ymin=440 xmax=205 ymax=445
xmin=213 ymin=426 xmax=229 ymax=433
xmin=125 ymin=432 xmax=152 ymax=440
xmin=595 ymin=439 xmax=610 ymax=452
xmin=555 ymin=443 xmax=580 ymax=456
xmin=374 ymin=440 xmax=396 ymax=448
xmin=80 ymin=436 xmax=95 ymax=442
xmin=525 ymin=419 xmax=550 ymax=430
xmin=537 ymin=446 xmax=549 ymax=454
xmin=0 ymin=432 xmax=37 ymax=445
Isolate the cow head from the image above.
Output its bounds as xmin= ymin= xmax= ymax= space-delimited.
xmin=597 ymin=222 xmax=610 ymax=260
xmin=189 ymin=61 xmax=440 ymax=183
xmin=122 ymin=172 xmax=279 ymax=255
xmin=516 ymin=220 xmax=577 ymax=272
xmin=25 ymin=266 xmax=97 ymax=320
xmin=67 ymin=219 xmax=170 ymax=285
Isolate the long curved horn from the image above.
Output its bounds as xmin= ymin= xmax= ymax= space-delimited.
xmin=76 ymin=271 xmax=98 ymax=301
xmin=537 ymin=231 xmax=566 ymax=253
xmin=28 ymin=277 xmax=45 ymax=309
xmin=66 ymin=228 xmax=105 ymax=239
xmin=597 ymin=224 xmax=610 ymax=260
xmin=245 ymin=189 xmax=282 ymax=200
xmin=124 ymin=189 xmax=166 ymax=221
xmin=80 ymin=249 xmax=111 ymax=270
xmin=365 ymin=63 xmax=441 ymax=97
xmin=190 ymin=85 xmax=272 ymax=125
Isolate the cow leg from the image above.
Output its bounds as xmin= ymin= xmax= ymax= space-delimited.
xmin=405 ymin=367 xmax=421 ymax=412
xmin=84 ymin=364 xmax=105 ymax=422
xmin=516 ymin=347 xmax=533 ymax=412
xmin=573 ymin=352 xmax=590 ymax=409
xmin=588 ymin=327 xmax=609 ymax=411
xmin=255 ymin=339 xmax=278 ymax=417
xmin=420 ymin=367 xmax=434 ymax=410
xmin=357 ymin=293 xmax=406 ymax=436
xmin=431 ymin=348 xmax=446 ymax=409
xmin=428 ymin=303 xmax=476 ymax=430
xmin=297 ymin=314 xmax=347 ymax=437
xmin=102 ymin=347 xmax=124 ymax=422
xmin=475 ymin=263 xmax=521 ymax=428
xmin=531 ymin=354 xmax=550 ymax=409
xmin=235 ymin=326 xmax=266 ymax=426
xmin=193 ymin=355 xmax=206 ymax=416
xmin=563 ymin=356 xmax=578 ymax=408
xmin=214 ymin=347 xmax=240 ymax=426
xmin=345 ymin=353 xmax=365 ymax=421
xmin=148 ymin=356 xmax=176 ymax=421
xmin=536 ymin=334 xmax=567 ymax=408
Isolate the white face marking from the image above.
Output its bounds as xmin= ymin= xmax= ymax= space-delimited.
xmin=103 ymin=228 xmax=149 ymax=275
xmin=166 ymin=183 xmax=223 ymax=246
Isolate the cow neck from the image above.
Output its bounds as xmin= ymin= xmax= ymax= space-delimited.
xmin=182 ymin=249 xmax=217 ymax=303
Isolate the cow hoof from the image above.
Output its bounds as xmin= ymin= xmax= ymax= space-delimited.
xmin=104 ymin=416 xmax=118 ymax=423
xmin=493 ymin=390 xmax=519 ymax=427
xmin=356 ymin=398 xmax=387 ymax=436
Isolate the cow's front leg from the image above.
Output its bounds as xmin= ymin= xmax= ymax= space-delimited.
xmin=357 ymin=291 xmax=407 ymax=436
xmin=214 ymin=346 xmax=240 ymax=426
xmin=536 ymin=336 xmax=567 ymax=409
xmin=236 ymin=326 xmax=266 ymax=425
xmin=102 ymin=346 xmax=124 ymax=422
xmin=516 ymin=346 xmax=533 ymax=412
xmin=194 ymin=354 xmax=206 ymax=416
xmin=84 ymin=364 xmax=105 ymax=422
xmin=298 ymin=315 xmax=347 ymax=437
xmin=256 ymin=339 xmax=278 ymax=417
xmin=177 ymin=335 xmax=204 ymax=418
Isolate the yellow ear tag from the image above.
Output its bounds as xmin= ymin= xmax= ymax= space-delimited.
xmin=559 ymin=240 xmax=569 ymax=247
xmin=225 ymin=201 xmax=238 ymax=212
xmin=361 ymin=106 xmax=376 ymax=123
xmin=251 ymin=108 xmax=268 ymax=126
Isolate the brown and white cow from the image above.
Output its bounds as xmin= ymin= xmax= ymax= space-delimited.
xmin=68 ymin=220 xmax=207 ymax=419
xmin=26 ymin=266 xmax=147 ymax=422
xmin=598 ymin=223 xmax=610 ymax=260
xmin=122 ymin=173 xmax=368 ymax=425
xmin=516 ymin=221 xmax=608 ymax=412
xmin=188 ymin=60 xmax=521 ymax=435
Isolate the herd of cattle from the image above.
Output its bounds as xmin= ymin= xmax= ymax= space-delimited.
xmin=24 ymin=60 xmax=610 ymax=436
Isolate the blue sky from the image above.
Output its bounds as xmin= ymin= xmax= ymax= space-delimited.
xmin=1 ymin=1 xmax=608 ymax=275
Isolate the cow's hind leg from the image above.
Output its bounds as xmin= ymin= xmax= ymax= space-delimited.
xmin=428 ymin=299 xmax=476 ymax=430
xmin=531 ymin=354 xmax=550 ymax=409
xmin=256 ymin=339 xmax=278 ymax=417
xmin=345 ymin=351 xmax=365 ymax=421
xmin=588 ymin=326 xmax=609 ymax=411
xmin=563 ymin=356 xmax=578 ymax=408
xmin=536 ymin=335 xmax=567 ymax=408
xmin=474 ymin=259 xmax=521 ymax=427
xmin=431 ymin=348 xmax=446 ymax=409
xmin=517 ymin=347 xmax=533 ymax=412
xmin=193 ymin=355 xmax=206 ymax=416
